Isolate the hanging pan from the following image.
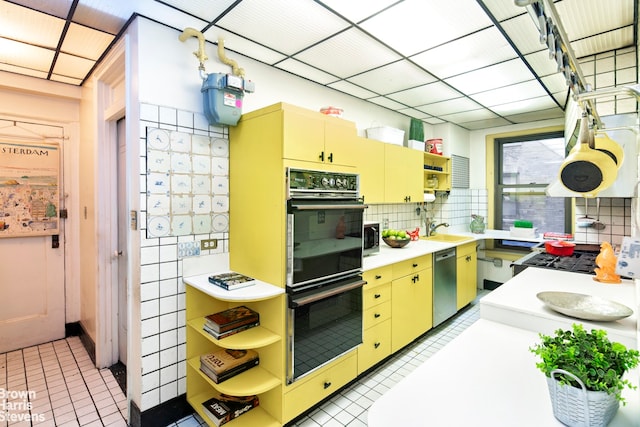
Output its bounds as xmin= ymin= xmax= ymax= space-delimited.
xmin=558 ymin=112 xmax=619 ymax=198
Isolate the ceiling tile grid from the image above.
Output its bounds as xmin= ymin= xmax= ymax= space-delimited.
xmin=0 ymin=0 xmax=636 ymax=130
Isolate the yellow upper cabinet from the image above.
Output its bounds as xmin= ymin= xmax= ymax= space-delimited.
xmin=384 ymin=144 xmax=423 ymax=203
xmin=423 ymin=152 xmax=451 ymax=193
xmin=352 ymin=137 xmax=385 ymax=203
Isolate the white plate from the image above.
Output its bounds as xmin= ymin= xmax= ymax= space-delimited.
xmin=536 ymin=291 xmax=633 ymax=321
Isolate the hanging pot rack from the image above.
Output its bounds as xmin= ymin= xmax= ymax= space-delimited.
xmin=516 ymin=0 xmax=640 ymax=130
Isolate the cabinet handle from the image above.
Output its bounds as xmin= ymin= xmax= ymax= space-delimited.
xmin=466 ymin=255 xmax=471 ymax=262
xmin=404 ymin=196 xmax=411 ymax=202
xmin=324 ymin=381 xmax=332 ymax=389
xmin=375 ymin=275 xmax=382 ymax=280
xmin=374 ymin=293 xmax=381 ymax=299
xmin=328 ymin=152 xmax=333 ymax=162
xmin=374 ymin=342 xmax=381 ymax=349
xmin=412 ymin=263 xmax=418 ymax=268
xmin=319 ymin=151 xmax=325 ymax=161
xmin=374 ymin=313 xmax=381 ymax=318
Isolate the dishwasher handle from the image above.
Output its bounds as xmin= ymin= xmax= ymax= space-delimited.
xmin=435 ymin=249 xmax=456 ymax=261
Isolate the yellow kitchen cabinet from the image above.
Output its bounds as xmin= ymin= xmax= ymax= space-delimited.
xmin=352 ymin=137 xmax=385 ymax=203
xmin=283 ymin=351 xmax=357 ymax=423
xmin=185 ymin=284 xmax=285 ymax=427
xmin=229 ymin=103 xmax=358 ymax=286
xmin=384 ymin=143 xmax=423 ymax=203
xmin=358 ymin=266 xmax=393 ymax=373
xmin=456 ymin=242 xmax=478 ymax=309
xmin=391 ymin=255 xmax=433 ymax=353
xmin=423 ymin=152 xmax=451 ymax=193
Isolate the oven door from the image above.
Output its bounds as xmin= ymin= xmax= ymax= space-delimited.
xmin=287 ymin=199 xmax=366 ymax=288
xmin=286 ymin=276 xmax=365 ymax=384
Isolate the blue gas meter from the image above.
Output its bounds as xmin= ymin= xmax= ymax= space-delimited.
xmin=202 ymin=73 xmax=255 ymax=126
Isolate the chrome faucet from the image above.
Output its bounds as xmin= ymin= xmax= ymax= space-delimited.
xmin=427 ymin=222 xmax=449 ymax=236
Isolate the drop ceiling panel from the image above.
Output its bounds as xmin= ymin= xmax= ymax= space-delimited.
xmin=367 ymin=96 xmax=409 ymax=110
xmin=75 ymin=0 xmax=129 ymax=34
xmin=216 ymin=0 xmax=349 ymax=55
xmin=396 ymin=108 xmax=432 ymax=120
xmin=410 ymin=27 xmax=517 ymax=79
xmin=445 ymin=59 xmax=535 ymax=95
xmin=387 ymin=81 xmax=462 ymax=106
xmin=417 ymin=97 xmax=483 ymax=117
xmin=360 ymin=0 xmax=493 ymax=56
xmin=439 ymin=108 xmax=498 ymax=124
xmin=571 ymin=28 xmax=634 ymax=58
xmin=62 ymin=23 xmax=114 ymax=61
xmin=347 ymin=60 xmax=436 ymax=95
xmin=318 ymin=0 xmax=399 ymax=23
xmin=500 ymin=14 xmax=547 ymax=55
xmin=53 ymin=52 xmax=95 ymax=79
xmin=327 ymin=80 xmax=378 ymax=99
xmin=202 ymin=28 xmax=287 ymax=66
xmin=276 ymin=59 xmax=338 ymax=85
xmin=504 ymin=107 xmax=565 ymax=123
xmin=0 ymin=63 xmax=48 ymax=80
xmin=160 ymin=0 xmax=239 ymax=23
xmin=524 ymin=50 xmax=561 ymax=77
xmin=294 ymin=28 xmax=402 ymax=78
xmin=0 ymin=2 xmax=65 ymax=48
xmin=481 ymin=0 xmax=527 ymax=21
xmin=490 ymin=95 xmax=561 ymax=116
xmin=459 ymin=117 xmax=511 ymax=129
xmin=557 ymin=0 xmax=632 ymax=41
xmin=0 ymin=38 xmax=55 ymax=72
xmin=471 ymin=80 xmax=549 ymax=107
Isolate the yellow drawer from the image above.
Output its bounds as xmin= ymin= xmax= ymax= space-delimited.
xmin=392 ymin=254 xmax=432 ymax=279
xmin=363 ymin=265 xmax=392 ymax=287
xmin=363 ymin=300 xmax=391 ymax=328
xmin=358 ymin=320 xmax=391 ymax=374
xmin=283 ymin=352 xmax=357 ymax=422
xmin=363 ymin=282 xmax=391 ymax=310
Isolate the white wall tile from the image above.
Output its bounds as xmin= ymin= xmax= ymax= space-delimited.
xmin=141 ymin=335 xmax=160 ymax=357
xmin=160 ymin=381 xmax=177 ymax=403
xmin=141 ymin=353 xmax=159 ymax=375
xmin=160 ymin=348 xmax=178 ymax=368
xmin=140 ymin=388 xmax=159 ymax=411
xmin=159 ymin=330 xmax=177 ymax=351
xmin=159 ymin=312 xmax=177 ymax=333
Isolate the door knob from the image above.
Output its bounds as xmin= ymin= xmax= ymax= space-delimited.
xmin=114 ymin=250 xmax=123 ymax=257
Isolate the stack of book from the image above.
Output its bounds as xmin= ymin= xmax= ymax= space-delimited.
xmin=200 ymin=348 xmax=259 ymax=384
xmin=208 ymin=272 xmax=256 ymax=291
xmin=203 ymin=305 xmax=260 ymax=340
xmin=202 ymin=394 xmax=259 ymax=426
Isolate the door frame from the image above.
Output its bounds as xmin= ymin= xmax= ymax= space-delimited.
xmin=94 ymin=39 xmax=127 ymax=369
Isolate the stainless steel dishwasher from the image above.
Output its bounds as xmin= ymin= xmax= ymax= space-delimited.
xmin=433 ymin=248 xmax=457 ymax=326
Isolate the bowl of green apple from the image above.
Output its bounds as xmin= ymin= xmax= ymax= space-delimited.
xmin=381 ymin=229 xmax=411 ymax=248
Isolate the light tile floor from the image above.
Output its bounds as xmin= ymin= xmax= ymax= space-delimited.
xmin=0 ymin=336 xmax=127 ymax=427
xmin=170 ymin=289 xmax=489 ymax=427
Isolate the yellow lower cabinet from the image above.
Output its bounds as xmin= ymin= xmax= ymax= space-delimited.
xmin=391 ymin=264 xmax=433 ymax=353
xmin=456 ymin=242 xmax=478 ymax=310
xmin=358 ymin=319 xmax=391 ymax=374
xmin=283 ymin=352 xmax=357 ymax=423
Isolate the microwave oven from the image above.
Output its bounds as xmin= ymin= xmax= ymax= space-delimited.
xmin=363 ymin=221 xmax=380 ymax=256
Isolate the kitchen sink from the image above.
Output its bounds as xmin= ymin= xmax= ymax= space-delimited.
xmin=421 ymin=234 xmax=474 ymax=243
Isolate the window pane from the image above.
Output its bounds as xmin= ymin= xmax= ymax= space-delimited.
xmin=501 ymin=188 xmax=566 ymax=232
xmin=501 ymin=138 xmax=565 ymax=185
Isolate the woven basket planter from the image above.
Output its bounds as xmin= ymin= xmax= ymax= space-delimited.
xmin=546 ymin=369 xmax=619 ymax=427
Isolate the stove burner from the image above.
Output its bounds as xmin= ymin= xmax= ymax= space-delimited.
xmin=520 ymin=252 xmax=597 ymax=274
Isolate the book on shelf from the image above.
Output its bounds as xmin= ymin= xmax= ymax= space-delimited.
xmin=200 ymin=349 xmax=259 ymax=384
xmin=208 ymin=272 xmax=256 ymax=291
xmin=202 ymin=394 xmax=259 ymax=427
xmin=205 ymin=305 xmax=260 ymax=334
xmin=203 ymin=321 xmax=259 ymax=340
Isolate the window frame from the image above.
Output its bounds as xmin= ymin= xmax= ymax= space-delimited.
xmin=493 ymin=131 xmax=572 ymax=251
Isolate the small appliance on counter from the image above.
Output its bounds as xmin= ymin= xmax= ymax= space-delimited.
xmin=363 ymin=221 xmax=380 ymax=256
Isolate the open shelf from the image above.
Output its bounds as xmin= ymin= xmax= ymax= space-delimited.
xmin=188 ymin=317 xmax=281 ymax=349
xmin=188 ymin=356 xmax=281 ymax=396
xmin=188 ymin=391 xmax=280 ymax=427
xmin=423 ymin=152 xmax=451 ymax=192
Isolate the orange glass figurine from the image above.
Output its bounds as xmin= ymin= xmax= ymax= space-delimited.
xmin=594 ymin=241 xmax=621 ymax=283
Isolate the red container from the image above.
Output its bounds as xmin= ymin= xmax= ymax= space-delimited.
xmin=545 ymin=240 xmax=575 ymax=256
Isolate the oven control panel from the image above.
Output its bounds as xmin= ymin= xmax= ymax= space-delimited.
xmin=288 ymin=168 xmax=359 ymax=197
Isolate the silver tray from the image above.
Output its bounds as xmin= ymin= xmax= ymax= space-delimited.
xmin=536 ymin=291 xmax=633 ymax=321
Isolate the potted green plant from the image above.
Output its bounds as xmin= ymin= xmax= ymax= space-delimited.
xmin=530 ymin=323 xmax=639 ymax=427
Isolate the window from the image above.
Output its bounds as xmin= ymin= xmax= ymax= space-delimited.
xmin=494 ymin=132 xmax=571 ymax=250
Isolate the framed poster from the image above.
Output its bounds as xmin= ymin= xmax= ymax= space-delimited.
xmin=0 ymin=141 xmax=60 ymax=237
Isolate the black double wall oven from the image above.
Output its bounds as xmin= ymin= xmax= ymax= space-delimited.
xmin=285 ymin=168 xmax=366 ymax=384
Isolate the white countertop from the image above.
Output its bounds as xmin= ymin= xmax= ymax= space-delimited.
xmin=368 ymin=319 xmax=640 ymax=427
xmin=363 ymin=229 xmax=541 ymax=270
xmin=481 ymin=267 xmax=637 ymax=348
xmin=183 ymin=273 xmax=284 ymax=302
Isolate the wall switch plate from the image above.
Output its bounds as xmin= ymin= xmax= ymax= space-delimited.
xmin=201 ymin=239 xmax=218 ymax=250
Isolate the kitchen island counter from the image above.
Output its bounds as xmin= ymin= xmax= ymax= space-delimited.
xmin=367 ymin=318 xmax=640 ymax=427
xmin=481 ymin=267 xmax=637 ymax=348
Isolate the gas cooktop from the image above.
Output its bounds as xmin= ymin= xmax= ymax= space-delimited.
xmin=519 ymin=251 xmax=598 ymax=275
